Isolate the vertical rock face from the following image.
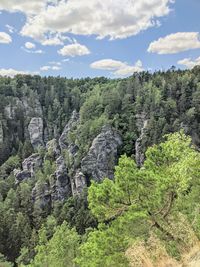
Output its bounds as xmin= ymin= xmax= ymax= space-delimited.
xmin=58 ymin=110 xmax=81 ymax=195
xmin=14 ymin=169 xmax=32 ymax=183
xmin=59 ymin=110 xmax=79 ymax=151
xmin=4 ymin=96 xmax=42 ymax=120
xmin=21 ymin=97 xmax=42 ymax=118
xmin=28 ymin=117 xmax=44 ymax=149
xmin=0 ymin=120 xmax=3 ymax=143
xmin=46 ymin=139 xmax=60 ymax=159
xmin=81 ymin=125 xmax=122 ymax=182
xmin=22 ymin=154 xmax=43 ymax=176
xmin=135 ymin=113 xmax=148 ymax=166
xmin=14 ymin=153 xmax=42 ymax=183
xmin=32 ymin=182 xmax=51 ymax=210
xmin=72 ymin=169 xmax=87 ymax=196
xmin=50 ymin=156 xmax=71 ymax=202
xmin=4 ymin=98 xmax=23 ymax=119
xmin=13 ymin=110 xmax=123 ymax=207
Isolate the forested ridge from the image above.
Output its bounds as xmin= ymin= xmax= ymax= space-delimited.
xmin=1 ymin=66 xmax=200 ymax=266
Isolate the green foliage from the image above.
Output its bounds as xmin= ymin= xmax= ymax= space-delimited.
xmin=55 ymin=190 xmax=97 ymax=234
xmin=0 ymin=155 xmax=21 ymax=179
xmin=1 ymin=68 xmax=200 ymax=265
xmin=77 ymin=132 xmax=200 ymax=266
xmin=0 ymin=253 xmax=13 ymax=267
xmin=28 ymin=222 xmax=80 ymax=267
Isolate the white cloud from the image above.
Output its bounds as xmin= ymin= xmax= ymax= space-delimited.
xmin=0 ymin=0 xmax=47 ymax=14
xmin=51 ymin=66 xmax=61 ymax=70
xmin=22 ymin=47 xmax=43 ymax=54
xmin=18 ymin=0 xmax=174 ymax=43
xmin=40 ymin=65 xmax=61 ymax=71
xmin=148 ymin=32 xmax=200 ymax=54
xmin=25 ymin=41 xmax=35 ymax=49
xmin=0 ymin=68 xmax=31 ymax=77
xmin=49 ymin=61 xmax=61 ymax=65
xmin=178 ymin=56 xmax=200 ymax=69
xmin=40 ymin=66 xmax=50 ymax=71
xmin=91 ymin=59 xmax=126 ymax=71
xmin=0 ymin=32 xmax=12 ymax=43
xmin=5 ymin=24 xmax=15 ymax=33
xmin=90 ymin=59 xmax=143 ymax=76
xmin=58 ymin=43 xmax=90 ymax=57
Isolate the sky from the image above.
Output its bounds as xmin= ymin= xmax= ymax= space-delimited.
xmin=0 ymin=0 xmax=200 ymax=78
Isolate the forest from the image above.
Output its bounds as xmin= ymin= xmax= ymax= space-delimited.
xmin=1 ymin=66 xmax=200 ymax=266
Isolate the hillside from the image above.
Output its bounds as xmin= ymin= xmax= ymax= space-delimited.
xmin=1 ymin=67 xmax=200 ymax=266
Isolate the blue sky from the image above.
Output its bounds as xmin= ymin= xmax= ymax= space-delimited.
xmin=0 ymin=0 xmax=200 ymax=78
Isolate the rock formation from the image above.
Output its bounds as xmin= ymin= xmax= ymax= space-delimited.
xmin=50 ymin=156 xmax=71 ymax=202
xmin=14 ymin=153 xmax=43 ymax=183
xmin=13 ymin=111 xmax=123 ymax=207
xmin=22 ymin=153 xmax=43 ymax=176
xmin=81 ymin=125 xmax=122 ymax=182
xmin=0 ymin=120 xmax=3 ymax=143
xmin=4 ymin=96 xmax=42 ymax=120
xmin=135 ymin=113 xmax=148 ymax=166
xmin=28 ymin=117 xmax=44 ymax=149
xmin=71 ymin=169 xmax=87 ymax=196
xmin=14 ymin=169 xmax=32 ymax=183
xmin=32 ymin=182 xmax=51 ymax=210
xmin=46 ymin=138 xmax=60 ymax=159
xmin=59 ymin=110 xmax=79 ymax=151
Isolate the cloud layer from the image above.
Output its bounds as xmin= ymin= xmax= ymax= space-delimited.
xmin=58 ymin=43 xmax=90 ymax=57
xmin=0 ymin=0 xmax=47 ymax=14
xmin=0 ymin=0 xmax=173 ymax=43
xmin=0 ymin=68 xmax=32 ymax=77
xmin=25 ymin=42 xmax=35 ymax=49
xmin=148 ymin=32 xmax=200 ymax=54
xmin=178 ymin=56 xmax=200 ymax=69
xmin=0 ymin=32 xmax=12 ymax=43
xmin=90 ymin=59 xmax=143 ymax=76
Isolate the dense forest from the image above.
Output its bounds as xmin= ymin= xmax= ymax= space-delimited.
xmin=1 ymin=66 xmax=200 ymax=266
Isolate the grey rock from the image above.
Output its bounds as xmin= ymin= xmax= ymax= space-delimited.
xmin=4 ymin=96 xmax=42 ymax=120
xmin=14 ymin=153 xmax=42 ymax=183
xmin=59 ymin=110 xmax=79 ymax=151
xmin=32 ymin=182 xmax=51 ymax=210
xmin=50 ymin=156 xmax=71 ymax=202
xmin=72 ymin=169 xmax=87 ymax=196
xmin=0 ymin=120 xmax=3 ymax=143
xmin=81 ymin=125 xmax=122 ymax=182
xmin=46 ymin=139 xmax=60 ymax=159
xmin=135 ymin=113 xmax=148 ymax=166
xmin=14 ymin=169 xmax=32 ymax=183
xmin=28 ymin=117 xmax=44 ymax=149
xmin=21 ymin=96 xmax=42 ymax=118
xmin=22 ymin=153 xmax=43 ymax=176
xmin=4 ymin=98 xmax=23 ymax=119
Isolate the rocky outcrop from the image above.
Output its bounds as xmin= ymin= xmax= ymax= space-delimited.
xmin=22 ymin=153 xmax=43 ymax=176
xmin=28 ymin=117 xmax=44 ymax=149
xmin=14 ymin=153 xmax=42 ymax=183
xmin=0 ymin=120 xmax=3 ymax=143
xmin=59 ymin=110 xmax=79 ymax=151
xmin=4 ymin=98 xmax=23 ymax=119
xmin=32 ymin=182 xmax=51 ymax=210
xmin=4 ymin=96 xmax=42 ymax=120
xmin=14 ymin=169 xmax=32 ymax=183
xmin=21 ymin=96 xmax=42 ymax=118
xmin=46 ymin=139 xmax=60 ymax=159
xmin=50 ymin=156 xmax=71 ymax=202
xmin=81 ymin=125 xmax=122 ymax=182
xmin=59 ymin=111 xmax=80 ymax=190
xmin=135 ymin=113 xmax=148 ymax=166
xmin=71 ymin=169 xmax=87 ymax=196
